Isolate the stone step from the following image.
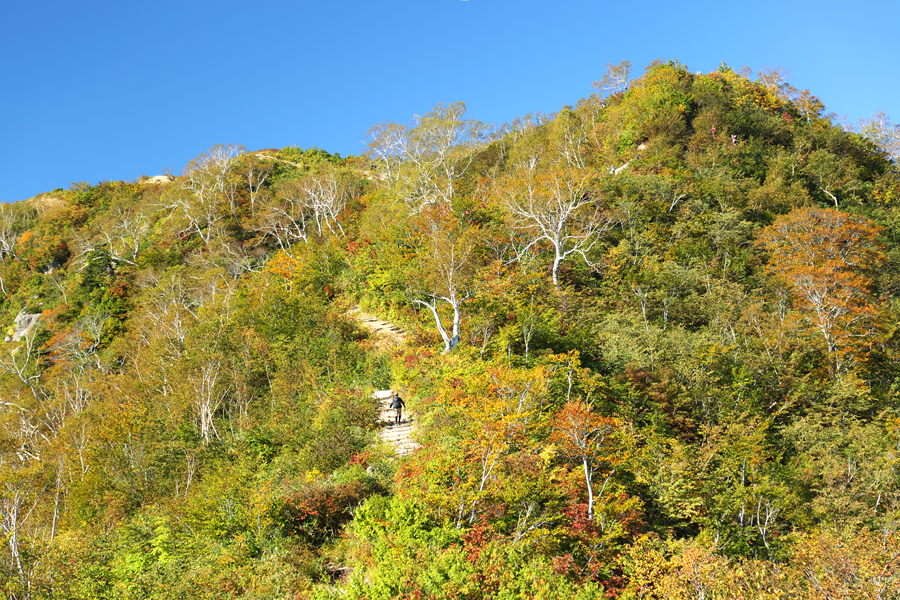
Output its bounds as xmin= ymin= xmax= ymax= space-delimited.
xmin=381 ymin=423 xmax=414 ymax=430
xmin=381 ymin=427 xmax=413 ymax=434
xmin=381 ymin=430 xmax=414 ymax=440
xmin=380 ymin=427 xmax=415 ymax=440
xmin=379 ymin=415 xmax=414 ymax=421
xmin=374 ymin=388 xmax=418 ymax=456
xmin=381 ymin=433 xmax=414 ymax=443
xmin=380 ymin=421 xmax=414 ymax=428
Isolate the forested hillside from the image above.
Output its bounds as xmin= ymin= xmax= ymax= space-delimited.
xmin=2 ymin=60 xmax=900 ymax=599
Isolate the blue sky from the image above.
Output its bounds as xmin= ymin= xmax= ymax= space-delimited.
xmin=2 ymin=0 xmax=898 ymax=202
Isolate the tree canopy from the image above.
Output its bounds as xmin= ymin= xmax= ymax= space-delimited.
xmin=1 ymin=59 xmax=900 ymax=599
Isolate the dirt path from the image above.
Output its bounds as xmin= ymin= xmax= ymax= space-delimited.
xmin=373 ymin=390 xmax=418 ymax=456
xmin=351 ymin=307 xmax=407 ymax=343
xmin=351 ymin=308 xmax=417 ymax=456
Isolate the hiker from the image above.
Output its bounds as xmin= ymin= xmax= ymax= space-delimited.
xmin=389 ymin=392 xmax=406 ymax=425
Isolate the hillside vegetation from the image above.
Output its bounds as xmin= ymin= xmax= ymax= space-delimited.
xmin=1 ymin=60 xmax=900 ymax=599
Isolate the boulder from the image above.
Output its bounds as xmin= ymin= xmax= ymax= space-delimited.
xmin=5 ymin=311 xmax=42 ymax=342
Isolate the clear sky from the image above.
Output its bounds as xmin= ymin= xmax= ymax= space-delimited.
xmin=2 ymin=0 xmax=898 ymax=203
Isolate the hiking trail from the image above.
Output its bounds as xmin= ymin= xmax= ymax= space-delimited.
xmin=373 ymin=390 xmax=418 ymax=457
xmin=351 ymin=307 xmax=418 ymax=456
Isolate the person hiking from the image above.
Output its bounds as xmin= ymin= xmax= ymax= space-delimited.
xmin=389 ymin=392 xmax=406 ymax=425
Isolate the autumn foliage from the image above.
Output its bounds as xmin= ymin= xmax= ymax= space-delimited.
xmin=758 ymin=206 xmax=885 ymax=374
xmin=1 ymin=60 xmax=899 ymax=599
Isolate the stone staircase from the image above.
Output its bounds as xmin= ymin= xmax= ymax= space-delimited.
xmin=358 ymin=314 xmax=407 ymax=341
xmin=351 ymin=309 xmax=417 ymax=456
xmin=374 ymin=390 xmax=418 ymax=457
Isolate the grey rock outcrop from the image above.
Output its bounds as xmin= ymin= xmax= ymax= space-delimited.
xmin=5 ymin=311 xmax=42 ymax=342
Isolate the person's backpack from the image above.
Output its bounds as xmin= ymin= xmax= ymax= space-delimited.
xmin=390 ymin=396 xmax=402 ymax=408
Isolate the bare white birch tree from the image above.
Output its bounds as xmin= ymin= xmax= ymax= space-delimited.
xmin=169 ymin=144 xmax=246 ymax=242
xmin=592 ymin=60 xmax=632 ymax=97
xmin=258 ymin=180 xmax=314 ymax=252
xmin=257 ymin=166 xmax=348 ymax=253
xmin=187 ymin=357 xmax=229 ymax=445
xmin=0 ymin=456 xmax=45 ymax=594
xmin=409 ymin=207 xmax=480 ymax=354
xmin=244 ymin=154 xmax=273 ymax=212
xmin=99 ymin=205 xmax=149 ymax=265
xmin=499 ymin=156 xmax=615 ymax=286
xmin=367 ymin=102 xmax=489 ymax=212
xmin=859 ymin=111 xmax=900 ymax=163
xmin=0 ymin=204 xmax=31 ymax=294
xmin=298 ymin=165 xmax=348 ymax=236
